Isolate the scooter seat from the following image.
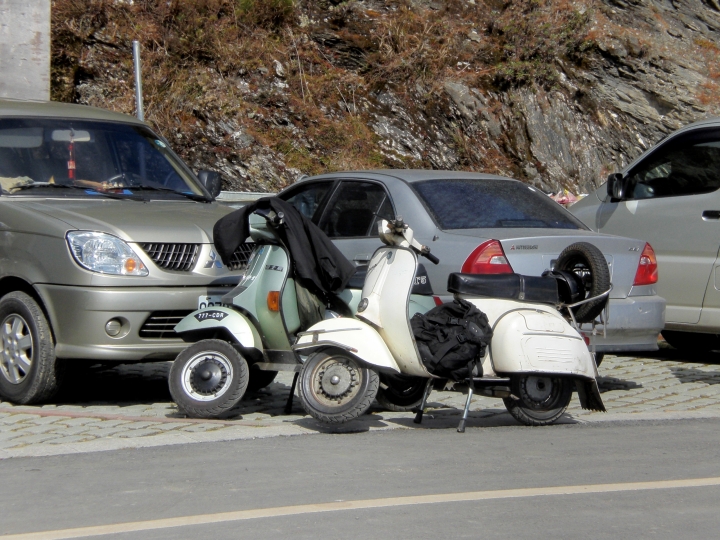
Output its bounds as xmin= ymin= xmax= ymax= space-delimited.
xmin=447 ymin=273 xmax=559 ymax=304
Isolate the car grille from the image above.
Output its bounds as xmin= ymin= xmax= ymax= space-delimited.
xmin=228 ymin=242 xmax=255 ymax=271
xmin=139 ymin=310 xmax=194 ymax=339
xmin=140 ymin=243 xmax=199 ymax=272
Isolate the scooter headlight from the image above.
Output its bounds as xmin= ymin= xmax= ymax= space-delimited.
xmin=67 ymin=231 xmax=148 ymax=276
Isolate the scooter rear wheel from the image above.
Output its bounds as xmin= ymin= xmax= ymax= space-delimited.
xmin=376 ymin=374 xmax=427 ymax=412
xmin=298 ymin=349 xmax=379 ymax=424
xmin=169 ymin=339 xmax=249 ymax=419
xmin=502 ymin=375 xmax=572 ymax=426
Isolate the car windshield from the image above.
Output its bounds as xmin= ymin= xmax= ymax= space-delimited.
xmin=412 ymin=178 xmax=587 ymax=230
xmin=0 ymin=118 xmax=206 ymax=199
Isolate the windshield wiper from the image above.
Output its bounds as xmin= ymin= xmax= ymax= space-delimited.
xmin=9 ymin=183 xmax=144 ymax=201
xmin=126 ymin=185 xmax=210 ymax=202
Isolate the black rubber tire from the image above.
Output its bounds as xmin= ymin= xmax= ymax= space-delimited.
xmin=662 ymin=330 xmax=720 ymax=352
xmin=298 ymin=349 xmax=379 ymax=424
xmin=168 ymin=339 xmax=249 ymax=419
xmin=376 ymin=374 xmax=428 ymax=412
xmin=246 ymin=368 xmax=278 ymax=393
xmin=0 ymin=292 xmax=62 ymax=404
xmin=555 ymin=242 xmax=610 ymax=323
xmin=502 ymin=375 xmax=573 ymax=426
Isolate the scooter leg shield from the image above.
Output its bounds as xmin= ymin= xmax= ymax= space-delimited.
xmin=174 ymin=307 xmax=262 ymax=351
xmin=293 ymin=318 xmax=401 ymax=373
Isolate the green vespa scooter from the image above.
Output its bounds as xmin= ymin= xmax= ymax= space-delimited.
xmin=169 ymin=206 xmax=437 ymax=419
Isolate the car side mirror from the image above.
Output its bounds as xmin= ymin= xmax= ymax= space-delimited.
xmin=197 ymin=170 xmax=222 ymax=199
xmin=606 ymin=173 xmax=626 ymax=201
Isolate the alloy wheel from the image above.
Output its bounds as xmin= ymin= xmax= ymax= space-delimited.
xmin=0 ymin=314 xmax=33 ymax=384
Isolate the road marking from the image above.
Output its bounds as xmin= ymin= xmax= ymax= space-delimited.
xmin=4 ymin=476 xmax=720 ymax=540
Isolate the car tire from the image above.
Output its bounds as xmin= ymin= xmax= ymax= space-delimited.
xmin=298 ymin=349 xmax=379 ymax=424
xmin=375 ymin=373 xmax=428 ymax=412
xmin=555 ymin=242 xmax=610 ymax=324
xmin=169 ymin=339 xmax=249 ymax=418
xmin=662 ymin=331 xmax=720 ymax=352
xmin=0 ymin=292 xmax=62 ymax=404
xmin=502 ymin=375 xmax=572 ymax=427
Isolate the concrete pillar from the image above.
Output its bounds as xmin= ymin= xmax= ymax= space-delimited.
xmin=0 ymin=0 xmax=50 ymax=101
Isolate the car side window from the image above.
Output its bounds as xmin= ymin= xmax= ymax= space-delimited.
xmin=320 ymin=181 xmax=395 ymax=238
xmin=625 ymin=129 xmax=720 ymax=200
xmin=281 ymin=182 xmax=333 ymax=221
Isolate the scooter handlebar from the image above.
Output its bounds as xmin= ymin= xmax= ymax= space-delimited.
xmin=423 ymin=251 xmax=440 ymax=265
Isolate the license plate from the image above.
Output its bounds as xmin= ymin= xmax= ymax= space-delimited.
xmin=198 ymin=295 xmax=224 ymax=310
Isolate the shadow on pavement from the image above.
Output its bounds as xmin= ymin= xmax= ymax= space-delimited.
xmin=56 ymin=361 xmax=173 ymax=405
xmin=668 ymin=366 xmax=720 ymax=385
xmin=597 ymin=376 xmax=642 ymax=393
xmin=624 ymin=347 xmax=720 ymax=366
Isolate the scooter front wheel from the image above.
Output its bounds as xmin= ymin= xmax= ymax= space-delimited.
xmin=298 ymin=349 xmax=379 ymax=424
xmin=169 ymin=339 xmax=249 ymax=419
xmin=502 ymin=375 xmax=572 ymax=427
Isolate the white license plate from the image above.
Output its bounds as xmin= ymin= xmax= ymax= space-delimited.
xmin=198 ymin=295 xmax=224 ymax=310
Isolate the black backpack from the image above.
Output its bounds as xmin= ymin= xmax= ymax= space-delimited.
xmin=410 ymin=298 xmax=493 ymax=381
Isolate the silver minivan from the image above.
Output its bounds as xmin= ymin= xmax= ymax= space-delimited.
xmin=0 ymin=99 xmax=247 ymax=404
xmin=571 ymin=118 xmax=720 ymax=351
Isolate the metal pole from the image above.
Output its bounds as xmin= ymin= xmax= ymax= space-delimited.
xmin=132 ymin=40 xmax=144 ymax=121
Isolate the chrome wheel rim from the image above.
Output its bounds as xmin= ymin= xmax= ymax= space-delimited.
xmin=0 ymin=314 xmax=33 ymax=385
xmin=310 ymin=355 xmax=362 ymax=407
xmin=181 ymin=351 xmax=234 ymax=401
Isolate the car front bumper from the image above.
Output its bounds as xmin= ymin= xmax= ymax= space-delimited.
xmin=578 ymin=295 xmax=666 ymax=353
xmin=36 ymin=284 xmax=232 ymax=361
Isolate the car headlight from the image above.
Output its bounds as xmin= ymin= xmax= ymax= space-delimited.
xmin=66 ymin=231 xmax=148 ymax=276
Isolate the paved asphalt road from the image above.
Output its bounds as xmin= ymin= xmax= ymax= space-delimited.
xmin=2 ymin=417 xmax=720 ymax=539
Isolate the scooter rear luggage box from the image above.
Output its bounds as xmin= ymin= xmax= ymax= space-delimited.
xmin=447 ymin=273 xmax=559 ymax=304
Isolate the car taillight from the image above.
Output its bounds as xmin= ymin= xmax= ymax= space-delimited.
xmin=461 ymin=240 xmax=514 ymax=274
xmin=633 ymin=243 xmax=658 ymax=286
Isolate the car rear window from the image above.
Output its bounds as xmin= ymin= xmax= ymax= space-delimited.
xmin=412 ymin=179 xmax=587 ymax=230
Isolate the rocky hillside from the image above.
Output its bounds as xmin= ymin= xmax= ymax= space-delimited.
xmin=51 ymin=0 xmax=720 ymax=194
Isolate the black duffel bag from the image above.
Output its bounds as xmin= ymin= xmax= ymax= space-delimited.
xmin=410 ymin=298 xmax=493 ymax=381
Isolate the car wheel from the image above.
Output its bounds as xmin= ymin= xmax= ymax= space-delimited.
xmin=502 ymin=375 xmax=572 ymax=426
xmin=662 ymin=331 xmax=720 ymax=352
xmin=555 ymin=242 xmax=610 ymax=324
xmin=168 ymin=339 xmax=249 ymax=418
xmin=298 ymin=349 xmax=379 ymax=424
xmin=375 ymin=373 xmax=428 ymax=412
xmin=0 ymin=292 xmax=62 ymax=404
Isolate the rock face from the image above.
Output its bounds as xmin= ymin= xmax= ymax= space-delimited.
xmin=51 ymin=0 xmax=720 ymax=194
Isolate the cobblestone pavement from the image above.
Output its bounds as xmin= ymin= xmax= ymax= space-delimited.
xmin=2 ymin=347 xmax=720 ymax=459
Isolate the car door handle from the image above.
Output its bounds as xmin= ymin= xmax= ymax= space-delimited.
xmin=702 ymin=210 xmax=720 ymax=220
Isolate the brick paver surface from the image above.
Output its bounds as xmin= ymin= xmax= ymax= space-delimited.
xmin=2 ymin=346 xmax=720 ymax=458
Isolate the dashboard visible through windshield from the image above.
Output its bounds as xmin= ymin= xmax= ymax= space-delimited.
xmin=0 ymin=118 xmax=205 ymax=200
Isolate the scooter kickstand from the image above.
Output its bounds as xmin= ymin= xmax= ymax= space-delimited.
xmin=413 ymin=379 xmax=434 ymax=424
xmin=284 ymin=372 xmax=299 ymax=414
xmin=457 ymin=386 xmax=474 ymax=433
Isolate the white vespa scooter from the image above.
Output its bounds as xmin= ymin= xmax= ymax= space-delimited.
xmin=293 ymin=218 xmax=606 ymax=430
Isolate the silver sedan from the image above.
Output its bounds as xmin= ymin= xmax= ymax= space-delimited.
xmin=277 ymin=170 xmax=665 ymax=356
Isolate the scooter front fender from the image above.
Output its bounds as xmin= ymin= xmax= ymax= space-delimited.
xmin=293 ymin=318 xmax=401 ymax=374
xmin=174 ymin=306 xmax=262 ymax=351
xmin=490 ymin=308 xmax=597 ymax=379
